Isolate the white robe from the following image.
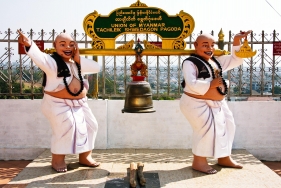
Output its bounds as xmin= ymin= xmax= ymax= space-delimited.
xmin=26 ymin=42 xmax=100 ymax=154
xmin=180 ymin=46 xmax=243 ymax=158
xmin=41 ymin=94 xmax=98 ymax=154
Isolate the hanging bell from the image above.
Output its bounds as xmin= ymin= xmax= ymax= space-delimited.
xmin=122 ymin=77 xmax=155 ymax=113
xmin=122 ymin=40 xmax=156 ymax=113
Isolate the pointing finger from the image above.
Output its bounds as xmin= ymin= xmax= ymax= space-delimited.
xmin=17 ymin=29 xmax=24 ymax=36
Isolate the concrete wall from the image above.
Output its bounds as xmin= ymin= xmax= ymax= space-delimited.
xmin=0 ymin=99 xmax=280 ymax=161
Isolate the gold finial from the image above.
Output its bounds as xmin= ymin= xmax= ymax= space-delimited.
xmin=130 ymin=0 xmax=148 ymax=7
xmin=235 ymin=38 xmax=256 ymax=58
xmin=218 ymin=28 xmax=224 ymax=41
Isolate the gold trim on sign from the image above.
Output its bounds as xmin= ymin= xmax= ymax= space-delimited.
xmin=130 ymin=0 xmax=148 ymax=7
xmin=83 ymin=10 xmax=105 ymax=49
xmin=172 ymin=10 xmax=195 ymax=49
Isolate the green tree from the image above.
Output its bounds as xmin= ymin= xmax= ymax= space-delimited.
xmin=273 ymin=86 xmax=281 ymax=94
xmin=232 ymin=86 xmax=239 ymax=94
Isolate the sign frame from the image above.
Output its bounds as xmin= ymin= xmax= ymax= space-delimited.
xmin=83 ymin=0 xmax=195 ymax=50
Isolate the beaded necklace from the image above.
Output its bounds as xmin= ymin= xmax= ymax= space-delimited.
xmin=63 ymin=62 xmax=84 ymax=96
xmin=191 ymin=54 xmax=228 ymax=95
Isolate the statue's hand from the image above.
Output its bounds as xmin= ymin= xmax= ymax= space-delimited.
xmin=233 ymin=30 xmax=252 ymax=46
xmin=235 ymin=30 xmax=252 ymax=40
xmin=72 ymin=42 xmax=80 ymax=63
xmin=210 ymin=78 xmax=222 ymax=89
xmin=17 ymin=29 xmax=31 ymax=47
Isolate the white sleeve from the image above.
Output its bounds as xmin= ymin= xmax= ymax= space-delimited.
xmin=80 ymin=57 xmax=101 ymax=74
xmin=217 ymin=46 xmax=243 ymax=72
xmin=25 ymin=41 xmax=57 ymax=76
xmin=182 ymin=60 xmax=210 ymax=95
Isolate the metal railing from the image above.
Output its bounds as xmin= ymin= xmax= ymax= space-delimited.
xmin=0 ymin=28 xmax=280 ymax=100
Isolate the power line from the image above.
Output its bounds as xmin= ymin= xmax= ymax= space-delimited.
xmin=265 ymin=0 xmax=281 ymax=18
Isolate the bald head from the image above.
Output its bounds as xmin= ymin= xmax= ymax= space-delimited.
xmin=195 ymin=33 xmax=215 ymax=44
xmin=54 ymin=33 xmax=74 ymax=45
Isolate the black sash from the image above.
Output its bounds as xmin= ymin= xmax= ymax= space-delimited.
xmin=181 ymin=54 xmax=218 ymax=88
xmin=42 ymin=52 xmax=71 ymax=87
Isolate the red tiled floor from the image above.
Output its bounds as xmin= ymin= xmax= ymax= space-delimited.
xmin=261 ymin=161 xmax=281 ymax=177
xmin=0 ymin=160 xmax=32 ymax=188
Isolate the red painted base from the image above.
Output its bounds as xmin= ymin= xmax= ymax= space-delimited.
xmin=132 ymin=76 xmax=146 ymax=81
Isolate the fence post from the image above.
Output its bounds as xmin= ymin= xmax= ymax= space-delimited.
xmin=92 ymin=56 xmax=99 ymax=99
xmin=19 ymin=30 xmax=23 ymax=95
xmin=272 ymin=30 xmax=276 ymax=95
xmin=113 ymin=55 xmax=117 ymax=95
xmin=7 ymin=28 xmax=12 ymax=96
xmin=167 ymin=56 xmax=170 ymax=96
xmin=261 ymin=30 xmax=265 ymax=96
xmin=249 ymin=31 xmax=254 ymax=96
xmin=52 ymin=29 xmax=55 ymax=41
xmin=227 ymin=30 xmax=232 ymax=100
xmin=123 ymin=34 xmax=127 ymax=97
xmin=29 ymin=29 xmax=35 ymax=99
xmin=177 ymin=55 xmax=181 ymax=97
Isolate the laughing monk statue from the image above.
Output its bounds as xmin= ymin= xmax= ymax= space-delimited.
xmin=18 ymin=30 xmax=101 ymax=173
xmin=180 ymin=30 xmax=252 ymax=174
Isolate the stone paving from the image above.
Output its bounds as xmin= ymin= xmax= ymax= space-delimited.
xmin=5 ymin=149 xmax=281 ymax=188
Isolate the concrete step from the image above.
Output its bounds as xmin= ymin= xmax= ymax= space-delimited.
xmin=6 ymin=149 xmax=281 ymax=188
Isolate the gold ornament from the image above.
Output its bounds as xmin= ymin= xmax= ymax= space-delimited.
xmin=235 ymin=38 xmax=256 ymax=58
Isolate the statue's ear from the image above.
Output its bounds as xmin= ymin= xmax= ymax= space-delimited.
xmin=194 ymin=42 xmax=198 ymax=48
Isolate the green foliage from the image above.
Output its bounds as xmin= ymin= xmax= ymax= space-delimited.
xmin=153 ymin=95 xmax=175 ymax=100
xmin=273 ymin=86 xmax=281 ymax=94
xmin=0 ymin=79 xmax=43 ymax=99
xmin=0 ymin=79 xmax=9 ymax=94
xmin=232 ymin=86 xmax=239 ymax=94
xmin=23 ymin=86 xmax=43 ymax=99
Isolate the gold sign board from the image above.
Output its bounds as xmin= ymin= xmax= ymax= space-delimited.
xmin=83 ymin=0 xmax=195 ymax=49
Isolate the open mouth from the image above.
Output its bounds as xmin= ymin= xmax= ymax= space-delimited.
xmin=63 ymin=50 xmax=72 ymax=56
xmin=204 ymin=51 xmax=213 ymax=56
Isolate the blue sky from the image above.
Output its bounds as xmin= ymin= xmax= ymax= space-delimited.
xmin=0 ymin=0 xmax=280 ymax=35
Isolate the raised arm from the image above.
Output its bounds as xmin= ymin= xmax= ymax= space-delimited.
xmin=17 ymin=29 xmax=57 ymax=75
xmin=218 ymin=30 xmax=253 ymax=71
xmin=18 ymin=30 xmax=31 ymax=47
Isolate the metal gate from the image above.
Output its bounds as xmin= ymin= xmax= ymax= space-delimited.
xmin=0 ymin=28 xmax=280 ymax=100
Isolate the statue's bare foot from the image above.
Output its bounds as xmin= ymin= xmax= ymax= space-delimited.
xmin=52 ymin=154 xmax=67 ymax=173
xmin=218 ymin=156 xmax=243 ymax=169
xmin=79 ymin=159 xmax=100 ymax=167
xmin=79 ymin=151 xmax=101 ymax=168
xmin=192 ymin=163 xmax=217 ymax=174
xmin=192 ymin=154 xmax=217 ymax=174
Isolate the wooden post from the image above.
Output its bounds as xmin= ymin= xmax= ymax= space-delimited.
xmin=137 ymin=162 xmax=146 ymax=186
xmin=129 ymin=162 xmax=137 ymax=188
